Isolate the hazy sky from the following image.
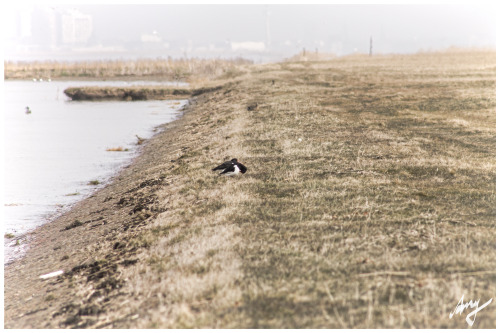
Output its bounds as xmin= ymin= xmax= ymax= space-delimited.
xmin=79 ymin=4 xmax=495 ymax=43
xmin=3 ymin=3 xmax=496 ymax=61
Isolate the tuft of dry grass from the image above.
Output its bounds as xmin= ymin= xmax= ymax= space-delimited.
xmin=4 ymin=50 xmax=495 ymax=329
xmin=106 ymin=147 xmax=127 ymax=152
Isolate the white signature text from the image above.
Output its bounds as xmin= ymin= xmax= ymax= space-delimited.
xmin=449 ymin=295 xmax=493 ymax=326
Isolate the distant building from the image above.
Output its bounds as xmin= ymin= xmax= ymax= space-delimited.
xmin=61 ymin=9 xmax=92 ymax=45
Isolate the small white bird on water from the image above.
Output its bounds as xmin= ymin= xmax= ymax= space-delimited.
xmin=212 ymin=158 xmax=247 ymax=176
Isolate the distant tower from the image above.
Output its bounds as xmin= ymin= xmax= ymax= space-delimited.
xmin=369 ymin=36 xmax=373 ymax=56
xmin=265 ymin=6 xmax=271 ymax=48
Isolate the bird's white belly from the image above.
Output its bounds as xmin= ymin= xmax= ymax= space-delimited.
xmin=225 ymin=165 xmax=240 ymax=176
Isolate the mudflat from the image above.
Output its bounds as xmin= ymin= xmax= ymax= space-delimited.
xmin=4 ymin=50 xmax=495 ymax=328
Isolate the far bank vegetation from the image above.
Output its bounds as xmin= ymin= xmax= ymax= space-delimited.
xmin=4 ymin=57 xmax=252 ymax=82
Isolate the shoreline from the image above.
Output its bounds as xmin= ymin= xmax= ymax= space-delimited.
xmin=3 ymin=108 xmax=183 ymax=265
xmin=3 ymin=81 xmax=187 ymax=265
xmin=4 ymin=91 xmax=205 ymax=327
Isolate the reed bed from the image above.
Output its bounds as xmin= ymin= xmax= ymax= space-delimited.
xmin=4 ymin=57 xmax=252 ymax=82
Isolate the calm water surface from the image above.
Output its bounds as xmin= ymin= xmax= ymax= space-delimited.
xmin=3 ymin=80 xmax=186 ymax=260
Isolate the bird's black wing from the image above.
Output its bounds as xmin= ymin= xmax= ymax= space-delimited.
xmin=237 ymin=162 xmax=247 ymax=174
xmin=219 ymin=164 xmax=236 ymax=175
xmin=212 ymin=160 xmax=233 ymax=171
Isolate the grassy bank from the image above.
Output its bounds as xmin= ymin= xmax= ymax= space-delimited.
xmin=4 ymin=57 xmax=252 ymax=82
xmin=4 ymin=50 xmax=495 ymax=329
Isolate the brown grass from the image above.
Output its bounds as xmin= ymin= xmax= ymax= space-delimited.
xmin=126 ymin=50 xmax=496 ymax=329
xmin=4 ymin=57 xmax=252 ymax=82
xmin=4 ymin=50 xmax=495 ymax=329
xmin=106 ymin=147 xmax=126 ymax=152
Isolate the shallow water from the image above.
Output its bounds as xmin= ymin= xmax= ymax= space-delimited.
xmin=3 ymin=80 xmax=186 ymax=256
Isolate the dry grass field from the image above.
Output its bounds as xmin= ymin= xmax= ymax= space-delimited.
xmin=4 ymin=50 xmax=495 ymax=328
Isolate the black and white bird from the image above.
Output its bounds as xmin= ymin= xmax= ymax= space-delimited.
xmin=212 ymin=158 xmax=247 ymax=176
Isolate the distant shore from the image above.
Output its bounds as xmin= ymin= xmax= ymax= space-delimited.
xmin=4 ymin=57 xmax=251 ymax=82
xmin=4 ymin=57 xmax=239 ymax=101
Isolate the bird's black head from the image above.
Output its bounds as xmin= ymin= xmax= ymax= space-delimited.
xmin=231 ymin=158 xmax=238 ymax=163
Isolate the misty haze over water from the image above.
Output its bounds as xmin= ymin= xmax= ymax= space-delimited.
xmin=4 ymin=4 xmax=495 ymax=63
